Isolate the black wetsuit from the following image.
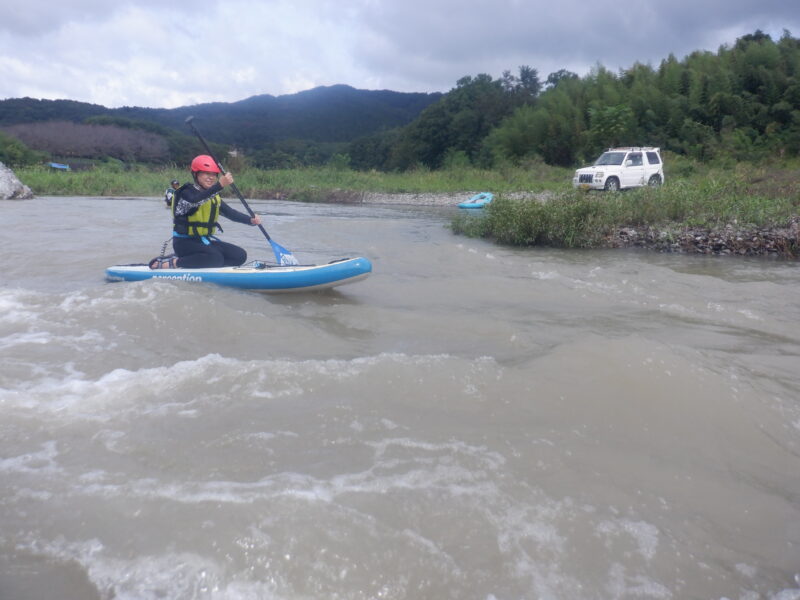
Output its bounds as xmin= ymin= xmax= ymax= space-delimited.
xmin=172 ymin=182 xmax=253 ymax=268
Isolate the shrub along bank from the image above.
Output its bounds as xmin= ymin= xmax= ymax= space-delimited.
xmin=452 ymin=165 xmax=800 ymax=258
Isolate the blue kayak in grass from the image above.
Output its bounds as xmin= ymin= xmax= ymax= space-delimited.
xmin=458 ymin=192 xmax=494 ymax=209
xmin=105 ymin=257 xmax=372 ymax=293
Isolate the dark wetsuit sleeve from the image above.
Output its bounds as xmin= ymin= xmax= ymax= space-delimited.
xmin=220 ymin=201 xmax=253 ymax=224
xmin=173 ymin=183 xmax=224 ymax=217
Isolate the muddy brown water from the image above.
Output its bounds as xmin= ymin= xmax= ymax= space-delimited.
xmin=1 ymin=196 xmax=799 ymax=599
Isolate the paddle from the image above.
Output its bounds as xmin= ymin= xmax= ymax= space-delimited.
xmin=185 ymin=116 xmax=299 ymax=266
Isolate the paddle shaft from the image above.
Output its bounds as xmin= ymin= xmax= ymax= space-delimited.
xmin=185 ymin=117 xmax=273 ymax=242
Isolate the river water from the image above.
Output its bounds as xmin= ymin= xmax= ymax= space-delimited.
xmin=1 ymin=196 xmax=799 ymax=600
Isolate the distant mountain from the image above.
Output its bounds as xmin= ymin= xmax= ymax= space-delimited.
xmin=0 ymin=85 xmax=443 ymax=149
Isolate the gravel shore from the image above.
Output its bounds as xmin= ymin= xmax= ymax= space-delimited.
xmin=358 ymin=191 xmax=551 ymax=206
xmin=608 ymin=217 xmax=800 ymax=257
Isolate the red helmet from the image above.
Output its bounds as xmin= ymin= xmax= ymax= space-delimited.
xmin=190 ymin=155 xmax=221 ymax=174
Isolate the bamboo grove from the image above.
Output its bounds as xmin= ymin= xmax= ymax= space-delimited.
xmin=350 ymin=30 xmax=800 ymax=171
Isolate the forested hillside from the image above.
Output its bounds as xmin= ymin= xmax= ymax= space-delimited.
xmin=1 ymin=30 xmax=798 ymax=171
xmin=349 ymin=30 xmax=800 ymax=170
xmin=0 ymin=85 xmax=441 ymax=167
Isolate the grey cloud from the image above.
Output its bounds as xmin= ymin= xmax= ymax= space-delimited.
xmin=0 ymin=0 xmax=797 ymax=107
xmin=0 ymin=0 xmax=219 ymax=35
xmin=1 ymin=0 xmax=109 ymax=35
xmin=353 ymin=0 xmax=799 ymax=88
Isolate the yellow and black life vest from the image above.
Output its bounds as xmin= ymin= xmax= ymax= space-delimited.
xmin=172 ymin=186 xmax=221 ymax=237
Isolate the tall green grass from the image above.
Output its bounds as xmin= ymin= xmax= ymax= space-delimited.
xmin=452 ymin=168 xmax=800 ymax=249
xmin=15 ymin=166 xmax=185 ymax=196
xmin=16 ymin=162 xmax=573 ymax=197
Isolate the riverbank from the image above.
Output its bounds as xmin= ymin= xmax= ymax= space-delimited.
xmin=13 ymin=162 xmax=799 ymax=257
xmin=14 ymin=162 xmax=570 ymax=199
xmin=324 ymin=190 xmax=800 ymax=258
xmin=450 ymin=184 xmax=800 ymax=259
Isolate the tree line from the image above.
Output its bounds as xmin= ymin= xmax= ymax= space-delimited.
xmin=349 ymin=29 xmax=800 ymax=170
xmin=1 ymin=30 xmax=798 ymax=170
xmin=0 ymin=86 xmax=440 ymax=169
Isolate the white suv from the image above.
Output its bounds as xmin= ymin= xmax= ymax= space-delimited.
xmin=573 ymin=147 xmax=664 ymax=191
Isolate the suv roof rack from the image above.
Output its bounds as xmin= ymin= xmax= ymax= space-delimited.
xmin=607 ymin=147 xmax=660 ymax=152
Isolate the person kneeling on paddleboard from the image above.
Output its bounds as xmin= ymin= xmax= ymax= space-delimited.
xmin=150 ymin=155 xmax=261 ymax=269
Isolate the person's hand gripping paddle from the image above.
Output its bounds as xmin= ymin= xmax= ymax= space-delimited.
xmin=185 ymin=116 xmax=299 ymax=266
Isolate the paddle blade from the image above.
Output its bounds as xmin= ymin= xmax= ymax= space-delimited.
xmin=271 ymin=240 xmax=299 ymax=266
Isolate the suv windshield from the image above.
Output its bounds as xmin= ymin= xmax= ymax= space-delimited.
xmin=594 ymin=152 xmax=626 ymax=166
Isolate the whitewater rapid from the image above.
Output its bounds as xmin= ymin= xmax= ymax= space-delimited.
xmin=1 ymin=197 xmax=799 ymax=599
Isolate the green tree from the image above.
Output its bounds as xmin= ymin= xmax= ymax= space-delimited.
xmin=386 ymin=67 xmax=539 ymax=170
xmin=587 ymin=105 xmax=635 ymax=151
xmin=545 ymin=69 xmax=579 ymax=89
xmin=347 ymin=129 xmax=400 ymax=171
xmin=0 ymin=130 xmax=45 ymax=165
xmin=485 ymin=104 xmax=541 ymax=164
xmin=657 ymin=54 xmax=685 ymax=96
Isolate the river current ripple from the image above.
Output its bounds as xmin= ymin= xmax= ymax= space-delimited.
xmin=1 ymin=196 xmax=799 ymax=599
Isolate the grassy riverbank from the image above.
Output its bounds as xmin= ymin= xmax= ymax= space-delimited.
xmin=15 ymin=159 xmax=570 ymax=198
xmin=452 ymin=162 xmax=800 ymax=257
xmin=16 ymin=159 xmax=800 ymax=257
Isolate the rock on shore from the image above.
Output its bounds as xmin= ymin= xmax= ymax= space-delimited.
xmin=0 ymin=162 xmax=33 ymax=199
xmin=609 ymin=217 xmax=800 ymax=257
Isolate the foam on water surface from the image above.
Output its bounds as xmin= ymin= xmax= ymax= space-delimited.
xmin=0 ymin=343 xmax=797 ymax=598
xmin=2 ymin=198 xmax=800 ymax=599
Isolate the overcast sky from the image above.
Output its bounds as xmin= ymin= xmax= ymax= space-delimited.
xmin=0 ymin=0 xmax=797 ymax=109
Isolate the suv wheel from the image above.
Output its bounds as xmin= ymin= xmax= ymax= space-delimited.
xmin=648 ymin=174 xmax=662 ymax=186
xmin=604 ymin=177 xmax=620 ymax=192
